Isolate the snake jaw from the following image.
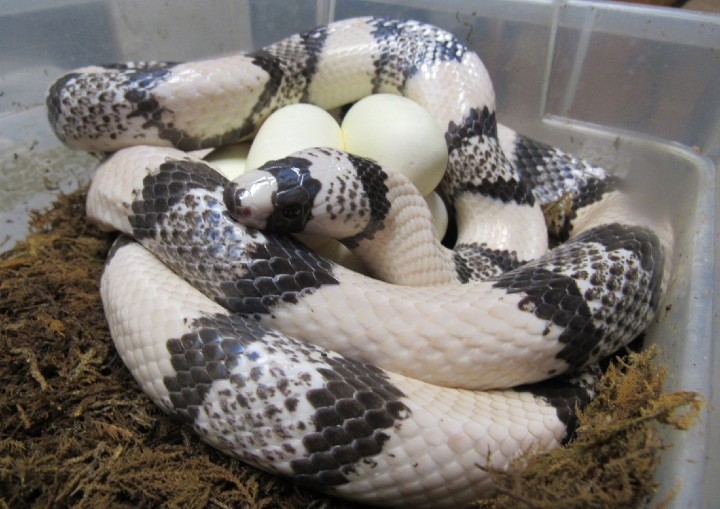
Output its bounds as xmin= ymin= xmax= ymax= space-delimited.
xmin=223 ymin=166 xmax=320 ymax=234
xmin=224 ymin=155 xmax=326 ymax=234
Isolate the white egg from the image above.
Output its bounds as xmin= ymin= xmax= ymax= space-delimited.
xmin=205 ymin=142 xmax=251 ymax=180
xmin=341 ymin=94 xmax=448 ymax=196
xmin=290 ymin=234 xmax=367 ymax=274
xmin=205 ymin=98 xmax=447 ymax=275
xmin=424 ymin=191 xmax=449 ymax=239
xmin=246 ymin=104 xmax=344 ymax=170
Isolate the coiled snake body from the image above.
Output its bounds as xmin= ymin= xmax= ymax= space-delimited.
xmin=47 ymin=17 xmax=672 ymax=507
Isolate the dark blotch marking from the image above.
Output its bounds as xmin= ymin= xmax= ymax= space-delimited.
xmin=444 ymin=106 xmax=535 ymax=206
xmin=162 ymin=310 xmax=411 ymax=488
xmin=222 ymin=236 xmax=339 ymax=315
xmin=298 ymin=25 xmax=330 ymax=102
xmin=115 ymin=66 xmax=206 ymax=149
xmin=340 ymin=154 xmax=391 ymax=248
xmin=230 ymin=49 xmax=287 ymax=144
xmin=289 ymin=355 xmax=411 ymax=487
xmin=453 ymin=242 xmax=524 ymax=282
xmin=258 ymin=157 xmax=322 ymax=233
xmin=163 ymin=313 xmax=268 ymax=424
xmin=46 ymin=72 xmax=82 ymax=133
xmin=368 ymin=18 xmax=466 ymax=94
xmin=285 ymin=397 xmax=299 ymax=412
xmin=493 ymin=223 xmax=665 ymax=370
xmin=494 ymin=264 xmax=601 ymax=369
xmin=128 ymin=157 xmax=339 ymax=316
xmin=129 ymin=158 xmax=226 ymax=240
xmin=579 ymin=224 xmax=665 ymax=312
xmin=513 ymin=134 xmax=620 ymax=241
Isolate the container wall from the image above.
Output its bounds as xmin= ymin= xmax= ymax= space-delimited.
xmin=0 ymin=1 xmax=718 ymax=507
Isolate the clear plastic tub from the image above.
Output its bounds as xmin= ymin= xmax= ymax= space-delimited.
xmin=1 ymin=1 xmax=718 ymax=507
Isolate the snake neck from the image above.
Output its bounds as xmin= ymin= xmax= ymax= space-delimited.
xmin=341 ymin=172 xmax=552 ymax=286
xmin=344 ymin=172 xmax=458 ymax=286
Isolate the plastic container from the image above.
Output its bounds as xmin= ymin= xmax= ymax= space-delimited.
xmin=1 ymin=1 xmax=718 ymax=507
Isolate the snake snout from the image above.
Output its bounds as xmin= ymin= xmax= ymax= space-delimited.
xmin=223 ymin=182 xmax=269 ymax=230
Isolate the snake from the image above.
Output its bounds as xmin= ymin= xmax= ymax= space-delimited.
xmin=47 ymin=16 xmax=673 ymax=508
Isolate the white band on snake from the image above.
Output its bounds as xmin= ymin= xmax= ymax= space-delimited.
xmin=47 ymin=16 xmax=673 ymax=508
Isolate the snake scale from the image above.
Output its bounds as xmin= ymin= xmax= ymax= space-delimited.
xmin=46 ymin=16 xmax=673 ymax=507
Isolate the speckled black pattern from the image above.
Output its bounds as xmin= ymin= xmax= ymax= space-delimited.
xmin=513 ymin=134 xmax=588 ymax=201
xmin=240 ymin=25 xmax=331 ymax=144
xmin=46 ymin=65 xmax=180 ymax=148
xmin=442 ymin=106 xmax=535 ymax=206
xmin=46 ymin=72 xmax=81 ymax=131
xmin=47 ymin=23 xmax=332 ymax=151
xmin=368 ymin=18 xmax=466 ymax=94
xmin=579 ymin=222 xmax=666 ymax=314
xmin=493 ymin=265 xmax=595 ymax=367
xmin=164 ymin=311 xmax=411 ymax=487
xmin=164 ymin=313 xmax=270 ymax=423
xmin=246 ymin=25 xmax=330 ymax=110
xmin=553 ymin=176 xmax=621 ymax=240
xmin=297 ymin=25 xmax=331 ymax=101
xmin=341 ymin=154 xmax=391 ymax=249
xmin=289 ymin=355 xmax=411 ymax=487
xmin=492 ymin=223 xmax=664 ymax=371
xmin=115 ymin=66 xmax=182 ymax=145
xmin=512 ymin=134 xmax=619 ymax=240
xmin=226 ymin=235 xmax=340 ymax=316
xmin=453 ymin=243 xmax=524 ymax=282
xmin=129 ymin=158 xmax=339 ymax=317
xmin=129 ymin=158 xmax=226 ymax=241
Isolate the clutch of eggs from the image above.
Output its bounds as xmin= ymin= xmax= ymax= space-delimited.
xmin=205 ymin=94 xmax=449 ymax=271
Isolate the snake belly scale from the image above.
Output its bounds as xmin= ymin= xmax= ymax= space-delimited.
xmin=47 ymin=16 xmax=673 ymax=508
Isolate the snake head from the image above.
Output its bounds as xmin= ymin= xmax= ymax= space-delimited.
xmin=224 ymin=156 xmax=321 ymax=233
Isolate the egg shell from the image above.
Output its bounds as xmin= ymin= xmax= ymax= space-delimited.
xmin=341 ymin=94 xmax=448 ymax=196
xmin=246 ymin=104 xmax=344 ymax=170
xmin=205 ymin=142 xmax=251 ymax=180
xmin=425 ymin=191 xmax=449 ymax=239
